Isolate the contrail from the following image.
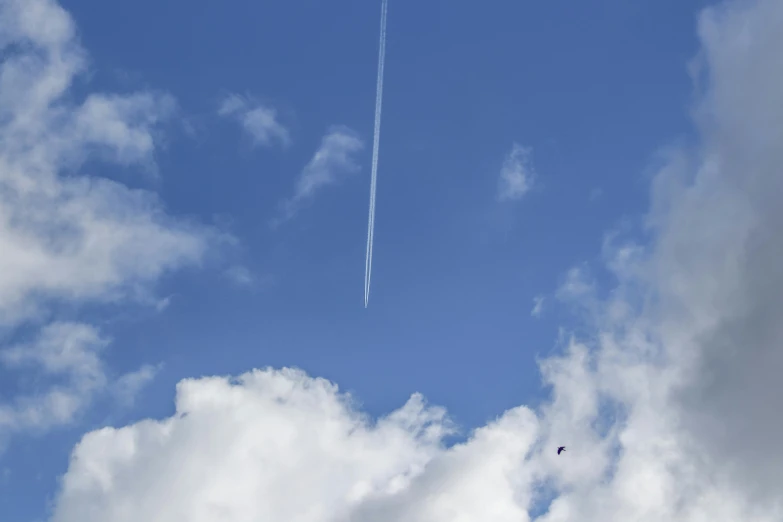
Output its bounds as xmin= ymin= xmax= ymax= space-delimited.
xmin=364 ymin=0 xmax=388 ymax=308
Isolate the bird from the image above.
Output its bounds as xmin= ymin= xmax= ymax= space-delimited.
xmin=557 ymin=446 xmax=566 ymax=455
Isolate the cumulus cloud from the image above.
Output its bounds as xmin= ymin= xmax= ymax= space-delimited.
xmin=218 ymin=93 xmax=290 ymax=148
xmin=52 ymin=368 xmax=455 ymax=522
xmin=646 ymin=0 xmax=783 ymax=503
xmin=274 ymin=126 xmax=363 ymax=225
xmin=48 ymin=0 xmax=783 ymax=521
xmin=0 ymin=0 xmax=216 ymax=441
xmin=497 ymin=143 xmax=535 ymax=202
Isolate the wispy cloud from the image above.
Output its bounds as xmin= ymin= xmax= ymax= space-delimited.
xmin=497 ymin=143 xmax=535 ymax=202
xmin=224 ymin=265 xmax=255 ymax=287
xmin=155 ymin=295 xmax=173 ymax=312
xmin=0 ymin=323 xmax=156 ymax=432
xmin=531 ymin=295 xmax=545 ymax=318
xmin=218 ymin=93 xmax=290 ymax=148
xmin=112 ymin=363 xmax=162 ymax=408
xmin=273 ymin=126 xmax=363 ymax=225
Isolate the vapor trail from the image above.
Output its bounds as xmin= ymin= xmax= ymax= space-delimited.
xmin=364 ymin=0 xmax=388 ymax=308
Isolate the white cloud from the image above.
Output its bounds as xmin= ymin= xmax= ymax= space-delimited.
xmin=0 ymin=0 xmax=213 ymax=326
xmin=555 ymin=265 xmax=598 ymax=317
xmin=0 ymin=322 xmax=154 ymax=433
xmin=274 ymin=126 xmax=363 ymax=224
xmin=531 ymin=296 xmax=545 ymax=318
xmin=643 ymin=0 xmax=783 ymax=503
xmin=0 ymin=0 xmax=216 ymax=440
xmin=52 ymin=368 xmax=456 ymax=522
xmin=112 ymin=363 xmax=162 ymax=408
xmin=154 ymin=295 xmax=173 ymax=312
xmin=47 ymin=0 xmax=783 ymax=521
xmin=497 ymin=143 xmax=535 ymax=202
xmin=218 ymin=93 xmax=290 ymax=148
xmin=0 ymin=323 xmax=108 ymax=432
xmin=223 ymin=265 xmax=255 ymax=287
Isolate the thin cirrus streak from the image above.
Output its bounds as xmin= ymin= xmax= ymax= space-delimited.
xmin=364 ymin=0 xmax=388 ymax=308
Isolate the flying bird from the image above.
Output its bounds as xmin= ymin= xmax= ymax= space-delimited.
xmin=557 ymin=446 xmax=566 ymax=455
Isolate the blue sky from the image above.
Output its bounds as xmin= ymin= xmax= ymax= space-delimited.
xmin=6 ymin=0 xmax=783 ymax=521
xmin=64 ymin=0 xmax=703 ymax=417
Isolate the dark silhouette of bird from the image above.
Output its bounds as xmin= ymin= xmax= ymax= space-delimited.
xmin=557 ymin=446 xmax=566 ymax=455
